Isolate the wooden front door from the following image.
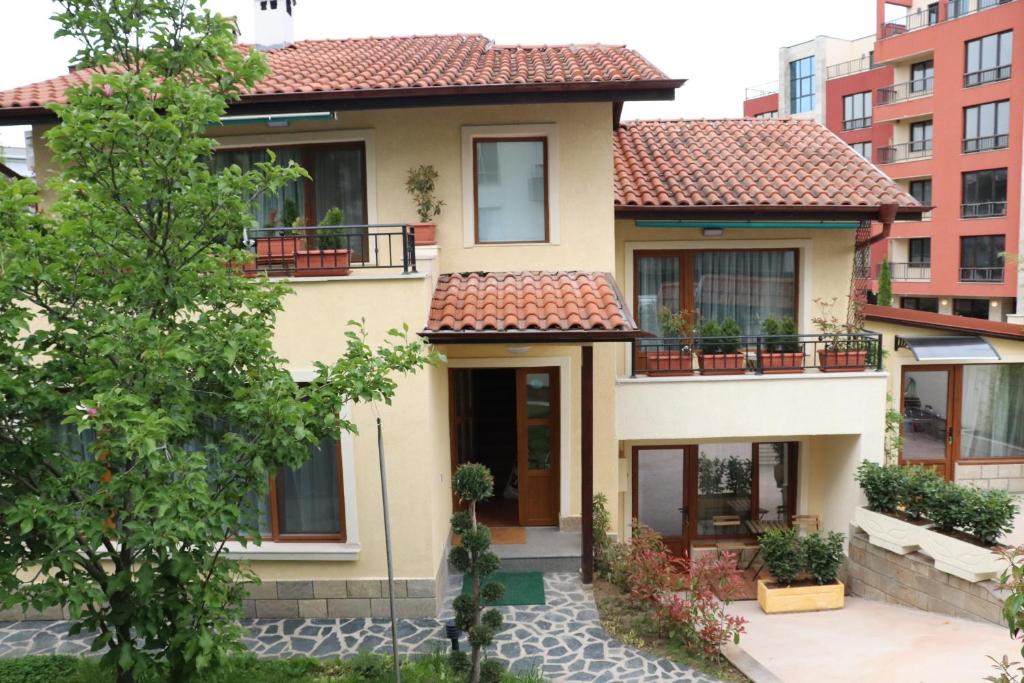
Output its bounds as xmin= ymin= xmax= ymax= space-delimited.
xmin=900 ymin=365 xmax=957 ymax=480
xmin=517 ymin=368 xmax=560 ymax=526
xmin=632 ymin=447 xmax=689 ymax=555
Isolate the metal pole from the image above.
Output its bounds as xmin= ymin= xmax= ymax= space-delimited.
xmin=376 ymin=417 xmax=401 ymax=683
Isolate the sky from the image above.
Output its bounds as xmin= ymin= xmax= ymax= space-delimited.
xmin=0 ymin=0 xmax=877 ymax=147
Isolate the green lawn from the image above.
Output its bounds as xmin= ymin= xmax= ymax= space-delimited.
xmin=0 ymin=652 xmax=545 ymax=683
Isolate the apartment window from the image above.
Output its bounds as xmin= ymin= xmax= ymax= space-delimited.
xmin=474 ymin=138 xmax=548 ymax=243
xmin=264 ymin=436 xmax=345 ymax=539
xmin=953 ymin=298 xmax=991 ymax=319
xmin=909 ymin=179 xmax=932 ymax=206
xmin=963 ymin=100 xmax=1010 ymax=152
xmin=961 ymin=168 xmax=1008 ymax=217
xmin=843 ymin=92 xmax=872 ymax=129
xmin=908 ymin=238 xmax=931 ymax=264
xmin=634 ymin=249 xmax=797 ymax=338
xmin=927 ymin=2 xmax=939 ymax=24
xmin=213 ymin=143 xmax=368 ymax=257
xmin=789 ymin=56 xmax=815 ymax=113
xmin=900 ymin=296 xmax=939 ymax=313
xmin=960 ymin=234 xmax=1005 ymax=282
xmin=910 ymin=120 xmax=934 ymax=154
xmin=755 ymin=110 xmax=779 ymax=119
xmin=965 ymin=31 xmax=1013 ymax=86
xmin=850 ymin=141 xmax=872 ymax=160
xmin=910 ymin=60 xmax=934 ymax=92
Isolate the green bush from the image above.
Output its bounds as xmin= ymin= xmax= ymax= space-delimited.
xmin=761 ymin=316 xmax=800 ymax=353
xmin=696 ymin=319 xmax=741 ymax=354
xmin=898 ymin=466 xmax=943 ymax=520
xmin=801 ymin=531 xmax=845 ymax=585
xmin=966 ymin=487 xmax=1018 ymax=546
xmin=854 ymin=461 xmax=902 ymax=514
xmin=925 ymin=480 xmax=969 ymax=534
xmin=760 ymin=527 xmax=802 ymax=587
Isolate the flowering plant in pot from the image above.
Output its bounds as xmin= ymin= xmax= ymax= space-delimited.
xmin=642 ymin=307 xmax=694 ymax=374
xmin=758 ymin=315 xmax=804 ymax=373
xmin=811 ymin=297 xmax=868 ymax=372
xmin=695 ymin=318 xmax=745 ymax=375
xmin=294 ymin=206 xmax=350 ymax=276
xmin=405 ymin=164 xmax=444 ymax=246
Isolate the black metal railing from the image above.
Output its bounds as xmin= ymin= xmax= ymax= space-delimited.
xmin=630 ymin=333 xmax=883 ymax=376
xmin=876 ymin=140 xmax=933 ymax=164
xmin=879 ymin=8 xmax=938 ymax=37
xmin=949 ymin=0 xmax=1015 ymax=19
xmin=964 ymin=65 xmax=1011 ymax=87
xmin=826 ymin=55 xmax=875 ymax=80
xmin=843 ymin=116 xmax=872 ymax=131
xmin=961 ymin=201 xmax=1007 ymax=218
xmin=882 ymin=262 xmax=931 ymax=281
xmin=242 ymin=224 xmax=418 ymax=277
xmin=877 ymin=78 xmax=933 ymax=105
xmin=744 ymin=82 xmax=779 ymax=100
xmin=960 ymin=266 xmax=1004 ymax=282
xmin=963 ymin=134 xmax=1009 ymax=153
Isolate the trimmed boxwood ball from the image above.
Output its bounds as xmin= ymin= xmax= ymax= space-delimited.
xmin=453 ymin=463 xmax=495 ymax=504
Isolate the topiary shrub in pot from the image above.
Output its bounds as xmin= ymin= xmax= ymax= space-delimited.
xmin=405 ymin=164 xmax=444 ymax=245
xmin=696 ymin=318 xmax=746 ymax=375
xmin=644 ymin=307 xmax=694 ymax=375
xmin=758 ymin=527 xmax=845 ymax=613
xmin=758 ymin=315 xmax=804 ymax=374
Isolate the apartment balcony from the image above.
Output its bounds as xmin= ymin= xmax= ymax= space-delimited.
xmin=960 ymin=201 xmax=1007 ymax=218
xmin=959 ymin=266 xmax=1004 ymax=282
xmin=879 ymin=0 xmax=1016 ymax=39
xmin=744 ymin=81 xmax=779 ymax=101
xmin=826 ymin=55 xmax=875 ymax=80
xmin=843 ymin=116 xmax=872 ymax=131
xmin=881 ymin=262 xmax=931 ymax=282
xmin=877 ymin=79 xmax=933 ymax=106
xmin=876 ymin=141 xmax=933 ymax=164
xmin=241 ymin=224 xmax=418 ymax=277
xmin=630 ymin=333 xmax=882 ymax=377
xmin=963 ymin=133 xmax=1009 ymax=153
xmin=964 ymin=64 xmax=1012 ymax=87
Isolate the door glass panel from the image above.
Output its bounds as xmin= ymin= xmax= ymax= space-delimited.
xmin=637 ymin=449 xmax=684 ymax=537
xmin=960 ymin=364 xmax=1024 ymax=459
xmin=902 ymin=370 xmax=948 ymax=461
xmin=525 ymin=373 xmax=551 ymax=418
xmin=757 ymin=443 xmax=795 ymax=523
xmin=697 ymin=442 xmax=753 ymax=536
xmin=526 ymin=425 xmax=551 ymax=470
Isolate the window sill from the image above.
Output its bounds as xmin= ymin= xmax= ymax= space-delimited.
xmin=223 ymin=541 xmax=361 ymax=561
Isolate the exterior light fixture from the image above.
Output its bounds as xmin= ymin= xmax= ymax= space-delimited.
xmin=506 ymin=346 xmax=531 ymax=354
xmin=991 ymin=300 xmax=999 ymax=308
xmin=703 ymin=228 xmax=724 ymax=237
xmin=940 ymin=299 xmax=949 ymax=307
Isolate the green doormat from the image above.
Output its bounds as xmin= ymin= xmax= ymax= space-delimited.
xmin=461 ymin=571 xmax=546 ymax=606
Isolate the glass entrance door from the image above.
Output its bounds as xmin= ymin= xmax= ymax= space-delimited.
xmin=633 ymin=447 xmax=688 ymax=555
xmin=900 ymin=367 xmax=955 ymax=480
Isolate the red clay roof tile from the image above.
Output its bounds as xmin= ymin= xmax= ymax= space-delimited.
xmin=0 ymin=35 xmax=675 ymax=113
xmin=424 ymin=271 xmax=641 ymax=339
xmin=613 ymin=119 xmax=922 ymax=212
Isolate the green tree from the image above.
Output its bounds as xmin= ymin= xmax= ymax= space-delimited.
xmin=876 ymin=259 xmax=893 ymax=306
xmin=448 ymin=464 xmax=505 ymax=683
xmin=0 ymin=2 xmax=438 ymax=682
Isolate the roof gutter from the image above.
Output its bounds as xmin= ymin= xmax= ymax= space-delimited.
xmin=615 ymin=203 xmax=926 ymax=222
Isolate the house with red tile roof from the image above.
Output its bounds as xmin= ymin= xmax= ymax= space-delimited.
xmin=3 ymin=2 xmax=1021 ymax=623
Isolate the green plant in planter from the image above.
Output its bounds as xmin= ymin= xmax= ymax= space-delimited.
xmin=854 ymin=461 xmax=902 ymax=514
xmin=448 ymin=463 xmax=505 ymax=683
xmin=811 ymin=296 xmax=865 ymax=351
xmin=898 ymin=465 xmax=943 ymax=520
xmin=801 ymin=531 xmax=845 ymax=585
xmin=924 ymin=479 xmax=970 ymax=534
xmin=405 ymin=164 xmax=445 ymax=223
xmin=762 ymin=315 xmax=801 ymax=353
xmin=697 ymin=318 xmax=742 ymax=354
xmin=656 ymin=307 xmax=693 ymax=340
xmin=760 ymin=526 xmax=802 ymax=587
xmin=966 ymin=487 xmax=1017 ymax=547
xmin=317 ymin=206 xmax=346 ymax=249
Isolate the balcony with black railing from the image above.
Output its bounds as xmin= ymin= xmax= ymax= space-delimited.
xmin=877 ymin=78 xmax=933 ymax=105
xmin=881 ymin=262 xmax=931 ymax=281
xmin=963 ymin=133 xmax=1009 ymax=153
xmin=843 ymin=116 xmax=872 ymax=131
xmin=631 ymin=333 xmax=883 ymax=376
xmin=965 ymin=64 xmax=1011 ymax=87
xmin=880 ymin=0 xmax=1016 ymax=39
xmin=961 ymin=202 xmax=1007 ymax=218
xmin=241 ymin=224 xmax=418 ymax=278
xmin=959 ymin=266 xmax=1004 ymax=282
xmin=876 ymin=140 xmax=933 ymax=164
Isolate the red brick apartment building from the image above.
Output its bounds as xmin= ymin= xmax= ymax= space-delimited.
xmin=743 ymin=0 xmax=1023 ymax=323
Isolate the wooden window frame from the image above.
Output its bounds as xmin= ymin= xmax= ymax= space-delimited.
xmin=472 ymin=136 xmax=550 ymax=245
xmin=632 ymin=248 xmax=801 ymax=332
xmin=262 ymin=438 xmax=347 ymax=542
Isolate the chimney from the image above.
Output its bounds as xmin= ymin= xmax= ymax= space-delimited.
xmin=254 ymin=0 xmax=295 ymax=50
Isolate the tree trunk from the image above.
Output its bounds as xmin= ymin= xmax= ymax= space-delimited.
xmin=469 ymin=499 xmax=481 ymax=683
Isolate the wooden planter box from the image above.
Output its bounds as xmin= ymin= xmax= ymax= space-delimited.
xmin=696 ymin=352 xmax=746 ymax=375
xmin=640 ymin=350 xmax=693 ymax=376
xmin=757 ymin=351 xmax=805 ymax=374
xmin=294 ymin=249 xmax=351 ymax=277
xmin=917 ymin=528 xmax=1006 ymax=583
xmin=412 ymin=221 xmax=436 ymax=246
xmin=256 ymin=236 xmax=306 ymax=262
xmin=757 ymin=580 xmax=844 ymax=614
xmin=853 ymin=507 xmax=926 ymax=555
xmin=817 ymin=349 xmax=868 ymax=372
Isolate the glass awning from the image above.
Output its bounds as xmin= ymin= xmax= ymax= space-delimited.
xmin=895 ymin=335 xmax=1000 ymax=361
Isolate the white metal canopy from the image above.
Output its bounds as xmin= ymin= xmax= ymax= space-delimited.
xmin=895 ymin=335 xmax=1001 ymax=361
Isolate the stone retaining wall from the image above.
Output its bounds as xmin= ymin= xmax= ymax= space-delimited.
xmin=956 ymin=462 xmax=1024 ymax=493
xmin=846 ymin=525 xmax=1007 ymax=626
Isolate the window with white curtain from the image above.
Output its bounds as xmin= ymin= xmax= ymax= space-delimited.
xmin=960 ymin=364 xmax=1024 ymax=459
xmin=474 ymin=138 xmax=548 ymax=243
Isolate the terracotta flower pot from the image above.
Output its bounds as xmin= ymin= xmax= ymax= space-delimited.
xmin=696 ymin=352 xmax=746 ymax=375
xmin=641 ymin=350 xmax=693 ymax=375
xmin=817 ymin=349 xmax=868 ymax=372
xmin=757 ymin=351 xmax=805 ymax=374
xmin=412 ymin=222 xmax=436 ymax=246
xmin=294 ymin=248 xmax=351 ymax=277
xmin=256 ymin=235 xmax=306 ymax=262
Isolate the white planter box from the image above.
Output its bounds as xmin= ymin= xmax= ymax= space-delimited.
xmin=853 ymin=507 xmax=925 ymax=555
xmin=917 ymin=528 xmax=1006 ymax=583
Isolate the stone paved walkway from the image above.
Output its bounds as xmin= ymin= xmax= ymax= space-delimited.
xmin=0 ymin=573 xmax=718 ymax=682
